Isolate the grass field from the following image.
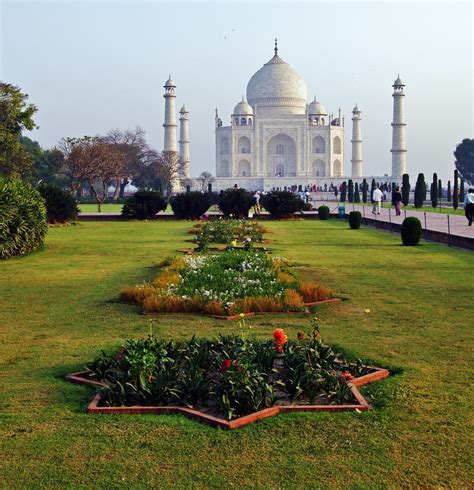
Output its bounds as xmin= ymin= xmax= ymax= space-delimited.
xmin=1 ymin=220 xmax=473 ymax=487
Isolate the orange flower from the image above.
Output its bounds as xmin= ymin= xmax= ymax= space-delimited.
xmin=273 ymin=328 xmax=288 ymax=346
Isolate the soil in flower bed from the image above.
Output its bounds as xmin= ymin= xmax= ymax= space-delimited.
xmin=72 ymin=323 xmax=387 ymax=422
xmin=120 ymin=249 xmax=334 ymax=316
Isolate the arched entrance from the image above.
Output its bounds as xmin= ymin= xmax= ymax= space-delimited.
xmin=267 ymin=133 xmax=296 ymax=177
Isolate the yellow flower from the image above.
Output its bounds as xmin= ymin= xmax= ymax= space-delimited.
xmin=239 ymin=313 xmax=245 ymax=318
xmin=364 ymin=309 xmax=371 ymax=314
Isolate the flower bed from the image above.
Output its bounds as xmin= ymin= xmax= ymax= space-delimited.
xmin=189 ymin=219 xmax=267 ymax=251
xmin=66 ymin=321 xmax=389 ymax=428
xmin=121 ymin=250 xmax=333 ymax=316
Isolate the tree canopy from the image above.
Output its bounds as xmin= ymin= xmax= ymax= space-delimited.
xmin=454 ymin=139 xmax=474 ymax=185
xmin=0 ymin=83 xmax=38 ymax=177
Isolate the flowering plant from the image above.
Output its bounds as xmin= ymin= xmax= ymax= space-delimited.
xmin=273 ymin=328 xmax=288 ymax=353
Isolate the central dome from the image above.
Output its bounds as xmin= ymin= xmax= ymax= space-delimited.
xmin=246 ymin=49 xmax=308 ymax=115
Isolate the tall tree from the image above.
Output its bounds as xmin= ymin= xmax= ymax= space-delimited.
xmin=414 ymin=173 xmax=425 ymax=208
xmin=340 ymin=181 xmax=347 ymax=202
xmin=0 ymin=83 xmax=38 ymax=177
xmin=431 ymin=173 xmax=438 ymax=208
xmin=362 ymin=178 xmax=368 ymax=203
xmin=198 ymin=171 xmax=214 ymax=192
xmin=437 ymin=178 xmax=442 ymax=201
xmin=354 ymin=182 xmax=361 ymax=203
xmin=401 ymin=173 xmax=410 ymax=206
xmin=453 ymin=169 xmax=459 ymax=210
xmin=348 ymin=179 xmax=354 ymax=203
xmin=155 ymin=151 xmax=182 ymax=197
xmin=460 ymin=178 xmax=465 ymax=202
xmin=454 ymin=138 xmax=474 ymax=185
xmin=447 ymin=180 xmax=452 ymax=202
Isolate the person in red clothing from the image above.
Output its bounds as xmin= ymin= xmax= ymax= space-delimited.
xmin=392 ymin=186 xmax=402 ymax=216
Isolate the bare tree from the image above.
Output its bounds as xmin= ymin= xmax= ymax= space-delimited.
xmin=155 ymin=151 xmax=183 ymax=197
xmin=198 ymin=171 xmax=214 ymax=192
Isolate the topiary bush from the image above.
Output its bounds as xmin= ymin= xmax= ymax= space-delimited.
xmin=348 ymin=211 xmax=362 ymax=229
xmin=38 ymin=184 xmax=78 ymax=223
xmin=260 ymin=190 xmax=305 ymax=218
xmin=0 ymin=177 xmax=48 ymax=259
xmin=401 ymin=217 xmax=422 ymax=246
xmin=122 ymin=191 xmax=167 ymax=220
xmin=170 ymin=191 xmax=211 ymax=219
xmin=217 ymin=188 xmax=254 ymax=218
xmin=318 ymin=205 xmax=330 ymax=220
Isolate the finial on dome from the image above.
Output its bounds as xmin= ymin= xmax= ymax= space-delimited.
xmin=242 ymin=95 xmax=245 ymax=101
xmin=274 ymin=38 xmax=278 ymax=55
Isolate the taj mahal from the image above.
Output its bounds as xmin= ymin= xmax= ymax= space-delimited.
xmin=162 ymin=40 xmax=407 ymax=192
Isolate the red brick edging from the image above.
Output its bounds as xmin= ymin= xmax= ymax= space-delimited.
xmin=65 ymin=367 xmax=389 ymax=429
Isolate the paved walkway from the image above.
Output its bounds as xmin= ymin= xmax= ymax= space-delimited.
xmin=314 ymin=201 xmax=473 ymax=239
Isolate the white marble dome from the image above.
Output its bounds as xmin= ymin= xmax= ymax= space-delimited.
xmin=246 ymin=52 xmax=308 ymax=115
xmin=233 ymin=98 xmax=254 ymax=115
xmin=308 ymin=97 xmax=327 ymax=115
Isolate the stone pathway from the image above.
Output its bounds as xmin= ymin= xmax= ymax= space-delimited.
xmin=314 ymin=201 xmax=473 ymax=239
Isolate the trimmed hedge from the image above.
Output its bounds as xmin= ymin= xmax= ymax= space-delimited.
xmin=0 ymin=177 xmax=48 ymax=259
xmin=217 ymin=188 xmax=254 ymax=218
xmin=170 ymin=191 xmax=211 ymax=219
xmin=318 ymin=205 xmax=330 ymax=220
xmin=38 ymin=184 xmax=78 ymax=223
xmin=348 ymin=211 xmax=362 ymax=229
xmin=260 ymin=191 xmax=305 ymax=218
xmin=122 ymin=191 xmax=167 ymax=220
xmin=401 ymin=217 xmax=422 ymax=246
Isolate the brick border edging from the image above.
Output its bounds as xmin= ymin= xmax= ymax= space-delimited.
xmin=65 ymin=367 xmax=389 ymax=429
xmin=141 ymin=298 xmax=343 ymax=320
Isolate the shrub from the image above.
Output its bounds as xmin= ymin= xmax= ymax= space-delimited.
xmin=38 ymin=184 xmax=78 ymax=223
xmin=170 ymin=191 xmax=211 ymax=219
xmin=217 ymin=188 xmax=254 ymax=218
xmin=299 ymin=283 xmax=333 ymax=303
xmin=348 ymin=211 xmax=362 ymax=229
xmin=0 ymin=177 xmax=48 ymax=259
xmin=260 ymin=190 xmax=305 ymax=218
xmin=401 ymin=217 xmax=422 ymax=246
xmin=402 ymin=173 xmax=410 ymax=206
xmin=318 ymin=205 xmax=330 ymax=220
xmin=122 ymin=191 xmax=167 ymax=219
xmin=414 ymin=173 xmax=425 ymax=208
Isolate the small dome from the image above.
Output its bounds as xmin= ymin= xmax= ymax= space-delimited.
xmin=352 ymin=104 xmax=361 ymax=113
xmin=233 ymin=97 xmax=254 ymax=115
xmin=393 ymin=75 xmax=404 ymax=86
xmin=164 ymin=75 xmax=176 ymax=88
xmin=308 ymin=96 xmax=327 ymax=115
xmin=180 ymin=104 xmax=188 ymax=113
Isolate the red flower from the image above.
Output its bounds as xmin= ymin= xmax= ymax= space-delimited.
xmin=275 ymin=345 xmax=283 ymax=353
xmin=273 ymin=328 xmax=288 ymax=345
xmin=221 ymin=359 xmax=232 ymax=371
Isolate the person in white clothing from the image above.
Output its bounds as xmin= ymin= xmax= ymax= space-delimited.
xmin=372 ymin=186 xmax=383 ymax=215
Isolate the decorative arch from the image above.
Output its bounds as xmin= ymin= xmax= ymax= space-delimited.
xmin=312 ymin=159 xmax=325 ymax=177
xmin=220 ymin=137 xmax=229 ymax=154
xmin=238 ymin=160 xmax=251 ymax=177
xmin=312 ymin=136 xmax=325 ymax=154
xmin=267 ymin=133 xmax=296 ymax=177
xmin=240 ymin=118 xmax=247 ymax=126
xmin=238 ymin=136 xmax=251 ymax=154
xmin=333 ymin=136 xmax=342 ymax=154
xmin=219 ymin=159 xmax=229 ymax=177
xmin=333 ymin=159 xmax=342 ymax=177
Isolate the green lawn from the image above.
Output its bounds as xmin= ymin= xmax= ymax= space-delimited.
xmin=1 ymin=220 xmax=472 ymax=487
xmin=77 ymin=203 xmax=125 ymax=213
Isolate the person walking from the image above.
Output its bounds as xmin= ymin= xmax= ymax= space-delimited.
xmin=392 ymin=186 xmax=402 ymax=216
xmin=372 ymin=185 xmax=383 ymax=215
xmin=253 ymin=190 xmax=261 ymax=214
xmin=464 ymin=188 xmax=474 ymax=226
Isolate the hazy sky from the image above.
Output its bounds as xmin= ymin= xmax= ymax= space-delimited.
xmin=1 ymin=0 xmax=472 ymax=182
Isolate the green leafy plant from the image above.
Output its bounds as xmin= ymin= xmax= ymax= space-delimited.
xmin=260 ymin=190 xmax=306 ymax=218
xmin=38 ymin=184 xmax=78 ymax=223
xmin=0 ymin=176 xmax=47 ymax=259
xmin=122 ymin=191 xmax=167 ymax=219
xmin=401 ymin=217 xmax=422 ymax=246
xmin=170 ymin=191 xmax=211 ymax=219
xmin=217 ymin=188 xmax=254 ymax=218
xmin=348 ymin=211 xmax=362 ymax=229
xmin=318 ymin=205 xmax=330 ymax=220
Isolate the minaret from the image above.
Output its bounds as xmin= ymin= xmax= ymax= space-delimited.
xmin=391 ymin=75 xmax=407 ymax=177
xmin=179 ymin=105 xmax=190 ymax=178
xmin=163 ymin=75 xmax=178 ymax=153
xmin=351 ymin=104 xmax=363 ymax=177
